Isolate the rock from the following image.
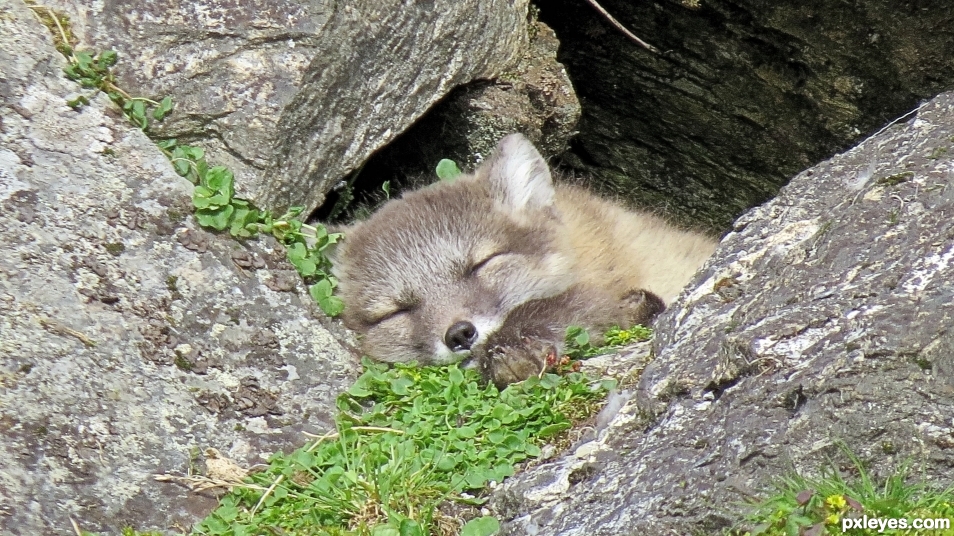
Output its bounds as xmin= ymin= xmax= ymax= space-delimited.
xmin=537 ymin=0 xmax=954 ymax=232
xmin=324 ymin=18 xmax=581 ymax=220
xmin=264 ymin=0 xmax=532 ymax=213
xmin=43 ymin=0 xmax=535 ymax=214
xmin=0 ymin=3 xmax=357 ymax=534
xmin=493 ymin=91 xmax=954 ymax=534
xmin=436 ymin=19 xmax=582 ymax=169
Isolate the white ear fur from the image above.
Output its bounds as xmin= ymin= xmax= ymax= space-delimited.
xmin=483 ymin=134 xmax=555 ymax=212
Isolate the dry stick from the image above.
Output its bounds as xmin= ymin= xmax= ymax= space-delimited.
xmin=857 ymin=100 xmax=929 ymax=148
xmin=29 ymin=5 xmax=150 ymax=107
xmin=583 ymin=0 xmax=659 ymax=53
xmin=29 ymin=5 xmax=70 ymax=51
xmin=38 ymin=317 xmax=97 ymax=347
xmin=69 ymin=518 xmax=83 ymax=536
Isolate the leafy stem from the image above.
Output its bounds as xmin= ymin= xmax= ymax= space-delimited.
xmin=156 ymin=138 xmax=344 ymax=316
xmin=32 ymin=2 xmax=345 ymax=316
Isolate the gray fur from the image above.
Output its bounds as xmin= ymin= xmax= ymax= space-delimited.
xmin=332 ymin=134 xmax=716 ymax=384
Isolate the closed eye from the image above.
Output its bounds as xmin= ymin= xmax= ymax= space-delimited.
xmin=370 ymin=306 xmax=413 ymax=325
xmin=467 ymin=252 xmax=507 ymax=276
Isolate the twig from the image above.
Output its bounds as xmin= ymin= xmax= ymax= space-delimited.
xmin=856 ymin=101 xmax=929 ymax=150
xmin=26 ymin=5 xmax=71 ymax=53
xmin=38 ymin=316 xmax=97 ymax=347
xmin=152 ymin=473 xmax=260 ymax=493
xmin=250 ymin=474 xmax=288 ymax=516
xmin=249 ymin=428 xmax=336 ymax=516
xmin=583 ymin=0 xmax=658 ymax=53
xmin=301 ymin=426 xmax=405 ymax=440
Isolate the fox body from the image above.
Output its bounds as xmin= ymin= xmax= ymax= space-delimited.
xmin=333 ymin=134 xmax=717 ymax=386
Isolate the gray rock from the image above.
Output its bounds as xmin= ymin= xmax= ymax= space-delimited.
xmin=264 ymin=0 xmax=531 ymax=213
xmin=440 ymin=19 xmax=582 ymax=169
xmin=44 ymin=0 xmax=535 ymax=214
xmin=328 ymin=17 xmax=581 ymax=220
xmin=494 ymin=92 xmax=954 ymax=534
xmin=0 ymin=4 xmax=357 ymax=534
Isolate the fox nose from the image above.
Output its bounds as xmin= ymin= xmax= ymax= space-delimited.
xmin=445 ymin=321 xmax=478 ymax=352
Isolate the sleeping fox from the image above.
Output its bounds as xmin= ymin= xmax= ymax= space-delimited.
xmin=331 ymin=134 xmax=717 ymax=387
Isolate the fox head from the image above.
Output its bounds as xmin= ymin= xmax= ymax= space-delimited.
xmin=332 ymin=134 xmax=578 ymax=365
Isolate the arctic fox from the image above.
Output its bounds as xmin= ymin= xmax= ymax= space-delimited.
xmin=332 ymin=134 xmax=717 ymax=386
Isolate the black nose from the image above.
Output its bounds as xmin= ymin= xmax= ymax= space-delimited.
xmin=445 ymin=321 xmax=478 ymax=352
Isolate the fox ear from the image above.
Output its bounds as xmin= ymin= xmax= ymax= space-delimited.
xmin=480 ymin=133 xmax=555 ymax=213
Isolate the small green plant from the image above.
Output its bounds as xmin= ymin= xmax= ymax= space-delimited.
xmin=34 ymin=3 xmax=345 ymax=316
xmin=192 ymin=359 xmax=615 ymax=536
xmin=75 ymin=525 xmax=164 ymax=536
xmin=61 ymin=49 xmax=173 ymax=129
xmin=735 ymin=449 xmax=954 ymax=536
xmin=563 ymin=324 xmax=653 ymax=361
xmin=26 ymin=3 xmax=173 ymax=130
xmin=154 ymin=138 xmax=344 ymax=315
xmin=436 ymin=159 xmax=463 ymax=182
xmin=876 ymin=172 xmax=914 ymax=187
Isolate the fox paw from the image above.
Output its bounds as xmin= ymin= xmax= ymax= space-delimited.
xmin=621 ymin=288 xmax=666 ymax=326
xmin=479 ymin=337 xmax=556 ymax=389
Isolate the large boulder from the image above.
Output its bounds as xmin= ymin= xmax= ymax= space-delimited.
xmin=537 ymin=0 xmax=954 ymax=232
xmin=493 ymin=91 xmax=954 ymax=533
xmin=325 ymin=17 xmax=582 ymax=221
xmin=0 ymin=3 xmax=356 ymax=534
xmin=41 ymin=0 xmax=576 ymax=214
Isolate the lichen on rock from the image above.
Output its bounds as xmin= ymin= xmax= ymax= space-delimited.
xmin=0 ymin=3 xmax=357 ymax=533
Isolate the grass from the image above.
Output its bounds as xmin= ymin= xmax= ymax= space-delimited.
xmin=188 ymin=356 xmax=619 ymax=536
xmin=184 ymin=323 xmax=640 ymax=536
xmin=733 ymin=449 xmax=954 ymax=536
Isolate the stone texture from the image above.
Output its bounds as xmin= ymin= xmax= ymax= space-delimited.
xmin=493 ymin=91 xmax=954 ymax=534
xmin=537 ymin=0 xmax=954 ymax=232
xmin=41 ymin=0 xmax=335 ymax=203
xmin=0 ymin=3 xmax=357 ymax=534
xmin=264 ymin=0 xmax=536 ymax=213
xmin=440 ymin=19 xmax=582 ymax=170
xmin=40 ymin=0 xmax=535 ymax=214
xmin=322 ymin=17 xmax=581 ymax=222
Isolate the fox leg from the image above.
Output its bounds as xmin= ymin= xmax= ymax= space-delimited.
xmin=475 ymin=287 xmax=666 ymax=387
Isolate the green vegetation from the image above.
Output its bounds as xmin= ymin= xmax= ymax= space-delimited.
xmin=30 ymin=3 xmax=343 ymax=316
xmin=75 ymin=528 xmax=164 ymax=536
xmin=436 ymin=159 xmax=463 ymax=182
xmin=192 ymin=357 xmax=618 ymax=536
xmin=735 ymin=450 xmax=954 ymax=536
xmin=70 ymin=321 xmax=647 ymax=536
xmin=185 ymin=326 xmax=640 ymax=536
xmin=157 ymin=139 xmax=343 ymax=315
xmin=25 ymin=3 xmax=173 ymax=129
xmin=875 ymin=171 xmax=914 ymax=187
xmin=563 ymin=324 xmax=653 ymax=360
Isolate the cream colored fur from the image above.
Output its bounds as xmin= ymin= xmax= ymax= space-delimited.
xmin=556 ymin=185 xmax=717 ymax=303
